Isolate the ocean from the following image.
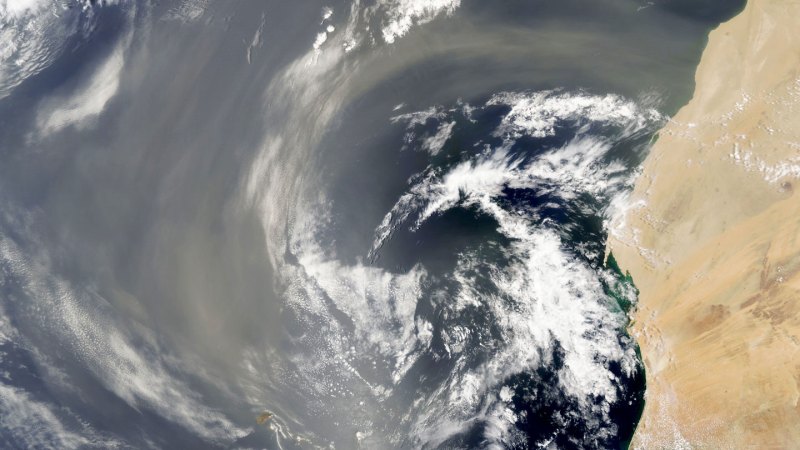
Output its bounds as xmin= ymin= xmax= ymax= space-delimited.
xmin=0 ymin=0 xmax=744 ymax=448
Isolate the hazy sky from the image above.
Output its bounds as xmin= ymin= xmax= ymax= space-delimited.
xmin=0 ymin=1 xmax=744 ymax=448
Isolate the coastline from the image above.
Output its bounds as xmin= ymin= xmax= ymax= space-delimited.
xmin=607 ymin=0 xmax=800 ymax=447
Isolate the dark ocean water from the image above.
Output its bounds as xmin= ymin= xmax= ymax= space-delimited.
xmin=0 ymin=0 xmax=743 ymax=448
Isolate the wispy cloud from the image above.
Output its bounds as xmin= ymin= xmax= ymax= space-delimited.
xmin=35 ymin=39 xmax=127 ymax=137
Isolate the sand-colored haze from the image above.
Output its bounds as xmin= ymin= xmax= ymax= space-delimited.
xmin=607 ymin=0 xmax=800 ymax=447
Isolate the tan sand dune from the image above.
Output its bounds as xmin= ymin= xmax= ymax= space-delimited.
xmin=607 ymin=0 xmax=800 ymax=447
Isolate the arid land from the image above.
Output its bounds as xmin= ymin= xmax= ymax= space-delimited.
xmin=608 ymin=0 xmax=800 ymax=447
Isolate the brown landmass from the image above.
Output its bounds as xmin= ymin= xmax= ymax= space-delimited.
xmin=256 ymin=411 xmax=274 ymax=425
xmin=607 ymin=0 xmax=800 ymax=447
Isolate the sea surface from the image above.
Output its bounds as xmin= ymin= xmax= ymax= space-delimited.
xmin=0 ymin=0 xmax=744 ymax=448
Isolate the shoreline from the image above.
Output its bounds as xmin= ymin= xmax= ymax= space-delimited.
xmin=608 ymin=0 xmax=800 ymax=447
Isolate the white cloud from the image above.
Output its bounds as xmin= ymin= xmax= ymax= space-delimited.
xmin=280 ymin=130 xmax=648 ymax=446
xmin=239 ymin=0 xmax=652 ymax=442
xmin=0 ymin=0 xmax=73 ymax=100
xmin=362 ymin=92 xmax=661 ymax=445
xmin=0 ymin=0 xmax=128 ymax=101
xmin=0 ymin=0 xmax=48 ymax=17
xmin=163 ymin=0 xmax=209 ymax=23
xmin=36 ymin=41 xmax=126 ymax=137
xmin=489 ymin=90 xmax=663 ymax=140
xmin=0 ymin=230 xmax=250 ymax=445
xmin=378 ymin=0 xmax=461 ymax=44
xmin=421 ymin=121 xmax=455 ymax=155
xmin=372 ymin=138 xmax=639 ymax=445
xmin=0 ymin=382 xmax=97 ymax=449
